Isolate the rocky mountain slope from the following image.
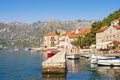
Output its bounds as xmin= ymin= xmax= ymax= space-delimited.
xmin=0 ymin=20 xmax=94 ymax=48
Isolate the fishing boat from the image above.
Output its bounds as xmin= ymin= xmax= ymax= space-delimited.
xmin=98 ymin=58 xmax=120 ymax=66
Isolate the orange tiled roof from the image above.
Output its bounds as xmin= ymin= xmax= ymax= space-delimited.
xmin=67 ymin=32 xmax=80 ymax=38
xmin=84 ymin=28 xmax=91 ymax=34
xmin=46 ymin=32 xmax=58 ymax=36
xmin=78 ymin=28 xmax=91 ymax=34
xmin=115 ymin=26 xmax=120 ymax=29
xmin=110 ymin=41 xmax=120 ymax=45
xmin=96 ymin=26 xmax=107 ymax=33
xmin=79 ymin=29 xmax=84 ymax=34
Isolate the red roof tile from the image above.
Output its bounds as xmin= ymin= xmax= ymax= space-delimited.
xmin=84 ymin=28 xmax=91 ymax=34
xmin=111 ymin=41 xmax=120 ymax=45
xmin=96 ymin=26 xmax=107 ymax=33
xmin=46 ymin=32 xmax=58 ymax=36
xmin=67 ymin=32 xmax=80 ymax=38
xmin=78 ymin=28 xmax=91 ymax=34
xmin=115 ymin=26 xmax=120 ymax=29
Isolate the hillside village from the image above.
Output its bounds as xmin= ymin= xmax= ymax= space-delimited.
xmin=43 ymin=18 xmax=120 ymax=54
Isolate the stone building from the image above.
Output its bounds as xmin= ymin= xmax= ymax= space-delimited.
xmin=43 ymin=32 xmax=59 ymax=47
xmin=96 ymin=18 xmax=120 ymax=49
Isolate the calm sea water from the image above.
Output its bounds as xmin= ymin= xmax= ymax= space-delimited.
xmin=0 ymin=48 xmax=120 ymax=80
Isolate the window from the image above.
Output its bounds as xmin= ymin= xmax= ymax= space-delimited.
xmin=51 ymin=37 xmax=54 ymax=39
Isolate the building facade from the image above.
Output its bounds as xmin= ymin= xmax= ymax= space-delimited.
xmin=96 ymin=18 xmax=120 ymax=49
xmin=43 ymin=32 xmax=59 ymax=47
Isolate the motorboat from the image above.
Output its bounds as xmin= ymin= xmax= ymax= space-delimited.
xmin=98 ymin=58 xmax=120 ymax=66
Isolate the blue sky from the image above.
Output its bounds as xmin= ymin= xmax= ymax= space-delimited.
xmin=0 ymin=0 xmax=120 ymax=23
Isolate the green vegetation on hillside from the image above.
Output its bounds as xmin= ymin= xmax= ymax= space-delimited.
xmin=73 ymin=9 xmax=120 ymax=48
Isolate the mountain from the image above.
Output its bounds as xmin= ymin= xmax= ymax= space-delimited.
xmin=0 ymin=20 xmax=94 ymax=48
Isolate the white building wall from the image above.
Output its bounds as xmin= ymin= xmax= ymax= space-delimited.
xmin=96 ymin=25 xmax=120 ymax=49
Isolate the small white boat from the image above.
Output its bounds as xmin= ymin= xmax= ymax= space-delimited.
xmin=90 ymin=54 xmax=115 ymax=64
xmin=66 ymin=53 xmax=80 ymax=59
xmin=98 ymin=58 xmax=120 ymax=66
xmin=97 ymin=56 xmax=115 ymax=60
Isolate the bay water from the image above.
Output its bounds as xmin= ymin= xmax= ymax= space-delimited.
xmin=0 ymin=48 xmax=120 ymax=80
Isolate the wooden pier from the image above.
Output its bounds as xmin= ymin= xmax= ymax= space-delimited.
xmin=42 ymin=51 xmax=67 ymax=74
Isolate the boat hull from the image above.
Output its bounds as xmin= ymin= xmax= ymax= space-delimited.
xmin=98 ymin=59 xmax=120 ymax=66
xmin=66 ymin=54 xmax=80 ymax=59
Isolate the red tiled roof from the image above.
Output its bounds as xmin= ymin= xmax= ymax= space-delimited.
xmin=78 ymin=28 xmax=91 ymax=34
xmin=111 ymin=41 xmax=120 ymax=45
xmin=96 ymin=26 xmax=107 ymax=33
xmin=115 ymin=26 xmax=120 ymax=29
xmin=110 ymin=41 xmax=120 ymax=45
xmin=67 ymin=32 xmax=80 ymax=38
xmin=79 ymin=29 xmax=84 ymax=34
xmin=46 ymin=32 xmax=58 ymax=36
xmin=84 ymin=28 xmax=91 ymax=34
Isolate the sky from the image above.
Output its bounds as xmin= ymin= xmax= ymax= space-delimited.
xmin=0 ymin=0 xmax=120 ymax=23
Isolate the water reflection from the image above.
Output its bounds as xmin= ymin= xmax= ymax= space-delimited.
xmin=66 ymin=59 xmax=83 ymax=73
xmin=91 ymin=64 xmax=98 ymax=70
xmin=42 ymin=73 xmax=66 ymax=80
xmin=97 ymin=66 xmax=120 ymax=79
xmin=90 ymin=63 xmax=120 ymax=80
xmin=1 ymin=48 xmax=120 ymax=80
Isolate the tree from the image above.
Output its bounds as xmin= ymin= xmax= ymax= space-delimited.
xmin=73 ymin=9 xmax=120 ymax=48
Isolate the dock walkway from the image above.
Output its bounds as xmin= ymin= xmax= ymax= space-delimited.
xmin=42 ymin=50 xmax=66 ymax=73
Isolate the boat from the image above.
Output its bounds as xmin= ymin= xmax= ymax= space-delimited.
xmin=90 ymin=54 xmax=115 ymax=64
xmin=66 ymin=46 xmax=80 ymax=59
xmin=66 ymin=53 xmax=80 ymax=59
xmin=47 ymin=51 xmax=57 ymax=58
xmin=98 ymin=58 xmax=120 ymax=66
xmin=46 ymin=47 xmax=59 ymax=58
